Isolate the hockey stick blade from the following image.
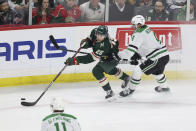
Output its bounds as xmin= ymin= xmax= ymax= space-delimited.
xmin=49 ymin=35 xmax=60 ymax=49
xmin=21 ymin=101 xmax=36 ymax=106
xmin=21 ymin=91 xmax=45 ymax=106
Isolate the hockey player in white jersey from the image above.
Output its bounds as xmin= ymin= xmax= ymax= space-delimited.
xmin=41 ymin=98 xmax=81 ymax=131
xmin=118 ymin=15 xmax=170 ymax=97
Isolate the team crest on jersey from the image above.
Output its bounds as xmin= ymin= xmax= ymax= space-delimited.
xmin=100 ymin=42 xmax=104 ymax=47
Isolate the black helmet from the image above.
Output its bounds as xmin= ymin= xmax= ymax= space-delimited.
xmin=96 ymin=25 xmax=108 ymax=35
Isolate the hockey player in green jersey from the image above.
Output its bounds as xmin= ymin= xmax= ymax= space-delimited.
xmin=118 ymin=15 xmax=170 ymax=97
xmin=65 ymin=25 xmax=130 ymax=101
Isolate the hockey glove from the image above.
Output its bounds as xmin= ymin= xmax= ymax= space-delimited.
xmin=80 ymin=38 xmax=90 ymax=48
xmin=130 ymin=60 xmax=139 ymax=65
xmin=65 ymin=57 xmax=79 ymax=66
xmin=130 ymin=52 xmax=141 ymax=65
xmin=80 ymin=39 xmax=87 ymax=48
xmin=131 ymin=52 xmax=141 ymax=61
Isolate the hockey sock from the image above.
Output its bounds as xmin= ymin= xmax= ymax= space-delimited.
xmin=119 ymin=73 xmax=129 ymax=80
xmin=111 ymin=68 xmax=129 ymax=80
xmin=98 ymin=77 xmax=111 ymax=91
xmin=129 ymin=77 xmax=141 ymax=90
xmin=129 ymin=66 xmax=143 ymax=90
xmin=102 ymin=82 xmax=112 ymax=91
xmin=153 ymin=74 xmax=167 ymax=87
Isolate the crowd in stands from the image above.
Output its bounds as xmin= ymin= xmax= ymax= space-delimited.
xmin=0 ymin=0 xmax=196 ymax=26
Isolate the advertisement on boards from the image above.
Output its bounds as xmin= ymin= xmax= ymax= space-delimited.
xmin=0 ymin=24 xmax=194 ymax=79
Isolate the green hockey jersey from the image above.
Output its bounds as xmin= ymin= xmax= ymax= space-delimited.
xmin=76 ymin=28 xmax=119 ymax=64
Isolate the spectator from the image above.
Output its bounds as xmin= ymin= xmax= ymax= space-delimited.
xmin=128 ymin=0 xmax=136 ymax=6
xmin=177 ymin=1 xmax=195 ymax=21
xmin=152 ymin=0 xmax=167 ymax=6
xmin=140 ymin=0 xmax=153 ymax=6
xmin=109 ymin=0 xmax=134 ymax=21
xmin=8 ymin=0 xmax=31 ymax=10
xmin=146 ymin=0 xmax=170 ymax=21
xmin=167 ymin=0 xmax=187 ymax=20
xmin=64 ymin=0 xmax=81 ymax=23
xmin=78 ymin=0 xmax=105 ymax=5
xmin=33 ymin=0 xmax=67 ymax=24
xmin=51 ymin=4 xmax=68 ymax=23
xmin=79 ymin=0 xmax=105 ymax=22
xmin=191 ymin=0 xmax=196 ymax=20
xmin=32 ymin=0 xmax=53 ymax=24
xmin=8 ymin=0 xmax=29 ymax=25
xmin=0 ymin=0 xmax=24 ymax=25
xmin=134 ymin=0 xmax=153 ymax=18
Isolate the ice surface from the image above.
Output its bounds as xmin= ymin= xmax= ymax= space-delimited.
xmin=0 ymin=80 xmax=196 ymax=131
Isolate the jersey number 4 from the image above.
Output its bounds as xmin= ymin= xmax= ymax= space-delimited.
xmin=54 ymin=122 xmax=67 ymax=131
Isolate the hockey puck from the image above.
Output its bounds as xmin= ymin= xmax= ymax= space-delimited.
xmin=21 ymin=98 xmax=26 ymax=101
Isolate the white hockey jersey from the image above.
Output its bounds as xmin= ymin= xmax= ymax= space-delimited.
xmin=118 ymin=25 xmax=169 ymax=61
xmin=41 ymin=113 xmax=81 ymax=131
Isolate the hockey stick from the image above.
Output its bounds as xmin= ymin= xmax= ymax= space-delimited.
xmin=21 ymin=39 xmax=83 ymax=106
xmin=49 ymin=35 xmax=88 ymax=55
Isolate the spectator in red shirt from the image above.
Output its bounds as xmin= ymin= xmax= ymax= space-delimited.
xmin=64 ymin=0 xmax=81 ymax=23
xmin=32 ymin=0 xmax=53 ymax=24
xmin=33 ymin=0 xmax=68 ymax=24
xmin=51 ymin=4 xmax=68 ymax=23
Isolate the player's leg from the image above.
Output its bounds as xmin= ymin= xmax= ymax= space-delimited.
xmin=152 ymin=55 xmax=170 ymax=92
xmin=107 ymin=67 xmax=130 ymax=88
xmin=92 ymin=64 xmax=115 ymax=100
xmin=119 ymin=58 xmax=160 ymax=97
xmin=119 ymin=65 xmax=142 ymax=97
xmin=99 ymin=59 xmax=131 ymax=89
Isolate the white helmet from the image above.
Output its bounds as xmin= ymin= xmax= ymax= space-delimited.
xmin=131 ymin=15 xmax=145 ymax=26
xmin=50 ymin=98 xmax=64 ymax=112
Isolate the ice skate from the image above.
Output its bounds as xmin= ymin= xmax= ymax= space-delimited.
xmin=105 ymin=90 xmax=116 ymax=102
xmin=155 ymin=86 xmax=170 ymax=92
xmin=119 ymin=88 xmax=135 ymax=97
xmin=121 ymin=76 xmax=131 ymax=88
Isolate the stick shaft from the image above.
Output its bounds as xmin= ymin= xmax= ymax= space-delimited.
xmin=21 ymin=36 xmax=82 ymax=106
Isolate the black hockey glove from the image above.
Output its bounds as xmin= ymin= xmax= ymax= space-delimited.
xmin=131 ymin=52 xmax=141 ymax=61
xmin=80 ymin=38 xmax=91 ymax=48
xmin=130 ymin=60 xmax=139 ymax=65
xmin=119 ymin=59 xmax=139 ymax=65
xmin=130 ymin=52 xmax=141 ymax=65
xmin=65 ymin=57 xmax=79 ymax=66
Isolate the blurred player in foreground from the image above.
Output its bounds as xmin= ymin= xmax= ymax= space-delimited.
xmin=41 ymin=98 xmax=81 ymax=131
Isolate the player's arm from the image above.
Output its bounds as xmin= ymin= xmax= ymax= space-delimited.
xmin=80 ymin=28 xmax=97 ymax=49
xmin=65 ymin=53 xmax=95 ymax=66
xmin=118 ymin=33 xmax=142 ymax=60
